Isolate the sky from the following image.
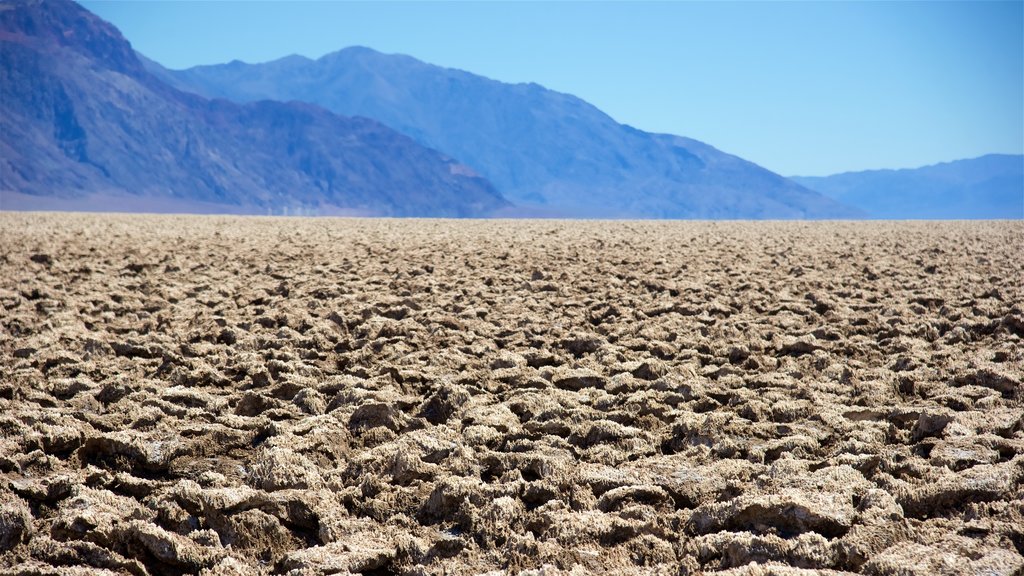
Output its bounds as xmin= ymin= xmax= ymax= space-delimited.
xmin=81 ymin=1 xmax=1024 ymax=177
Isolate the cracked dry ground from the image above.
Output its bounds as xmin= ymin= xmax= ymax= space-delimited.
xmin=1 ymin=214 xmax=1022 ymax=576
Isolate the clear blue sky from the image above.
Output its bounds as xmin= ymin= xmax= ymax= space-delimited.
xmin=82 ymin=0 xmax=1023 ymax=176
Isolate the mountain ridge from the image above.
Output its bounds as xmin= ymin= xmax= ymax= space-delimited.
xmin=791 ymin=154 xmax=1023 ymax=219
xmin=157 ymin=45 xmax=860 ymax=219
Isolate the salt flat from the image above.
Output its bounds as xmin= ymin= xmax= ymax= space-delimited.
xmin=1 ymin=213 xmax=1022 ymax=575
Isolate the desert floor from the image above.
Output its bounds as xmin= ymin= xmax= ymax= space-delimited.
xmin=1 ymin=213 xmax=1022 ymax=576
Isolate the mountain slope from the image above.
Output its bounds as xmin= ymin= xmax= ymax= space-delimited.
xmin=791 ymin=155 xmax=1023 ymax=219
xmin=0 ymin=0 xmax=507 ymax=217
xmin=157 ymin=47 xmax=858 ymax=219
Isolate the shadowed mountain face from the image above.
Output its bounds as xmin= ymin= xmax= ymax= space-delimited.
xmin=791 ymin=155 xmax=1024 ymax=219
xmin=0 ymin=0 xmax=507 ymax=217
xmin=155 ymin=47 xmax=859 ymax=219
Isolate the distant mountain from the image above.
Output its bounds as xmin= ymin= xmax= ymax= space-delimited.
xmin=0 ymin=0 xmax=507 ymax=217
xmin=791 ymin=155 xmax=1023 ymax=219
xmin=153 ymin=47 xmax=858 ymax=219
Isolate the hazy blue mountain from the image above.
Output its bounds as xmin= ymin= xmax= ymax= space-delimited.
xmin=155 ymin=47 xmax=858 ymax=219
xmin=791 ymin=155 xmax=1023 ymax=219
xmin=0 ymin=0 xmax=507 ymax=217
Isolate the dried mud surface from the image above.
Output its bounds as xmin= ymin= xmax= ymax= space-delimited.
xmin=1 ymin=213 xmax=1022 ymax=576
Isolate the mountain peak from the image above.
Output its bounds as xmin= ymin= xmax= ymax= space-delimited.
xmin=338 ymin=45 xmax=381 ymax=56
xmin=273 ymin=53 xmax=312 ymax=65
xmin=318 ymin=44 xmax=427 ymax=70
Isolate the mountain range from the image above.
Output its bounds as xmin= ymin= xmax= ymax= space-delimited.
xmin=150 ymin=47 xmax=857 ymax=219
xmin=0 ymin=0 xmax=506 ymax=217
xmin=3 ymin=0 xmax=1017 ymax=219
xmin=791 ymin=155 xmax=1023 ymax=219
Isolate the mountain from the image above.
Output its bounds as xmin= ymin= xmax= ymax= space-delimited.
xmin=152 ymin=47 xmax=859 ymax=219
xmin=0 ymin=0 xmax=507 ymax=217
xmin=791 ymin=155 xmax=1023 ymax=219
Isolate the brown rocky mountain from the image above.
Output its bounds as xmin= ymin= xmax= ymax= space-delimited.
xmin=0 ymin=0 xmax=507 ymax=216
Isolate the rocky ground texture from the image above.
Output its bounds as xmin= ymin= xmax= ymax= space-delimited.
xmin=1 ymin=213 xmax=1022 ymax=576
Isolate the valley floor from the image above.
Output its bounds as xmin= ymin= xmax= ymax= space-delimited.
xmin=1 ymin=213 xmax=1022 ymax=575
